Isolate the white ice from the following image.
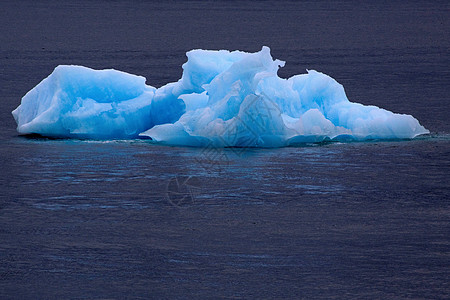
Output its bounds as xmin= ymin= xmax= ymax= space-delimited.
xmin=12 ymin=47 xmax=429 ymax=146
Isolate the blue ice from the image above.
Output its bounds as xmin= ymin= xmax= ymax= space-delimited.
xmin=12 ymin=47 xmax=429 ymax=146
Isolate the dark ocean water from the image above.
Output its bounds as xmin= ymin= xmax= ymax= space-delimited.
xmin=1 ymin=0 xmax=449 ymax=299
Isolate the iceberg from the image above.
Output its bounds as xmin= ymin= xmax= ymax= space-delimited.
xmin=12 ymin=46 xmax=429 ymax=146
xmin=12 ymin=66 xmax=157 ymax=139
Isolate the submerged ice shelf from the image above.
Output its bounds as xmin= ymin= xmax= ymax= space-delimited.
xmin=12 ymin=47 xmax=429 ymax=147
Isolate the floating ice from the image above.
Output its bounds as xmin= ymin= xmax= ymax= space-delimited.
xmin=12 ymin=47 xmax=429 ymax=146
xmin=12 ymin=66 xmax=158 ymax=139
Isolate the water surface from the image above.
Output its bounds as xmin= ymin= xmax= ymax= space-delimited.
xmin=0 ymin=0 xmax=449 ymax=298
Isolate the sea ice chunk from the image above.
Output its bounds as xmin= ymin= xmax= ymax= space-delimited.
xmin=140 ymin=47 xmax=428 ymax=146
xmin=12 ymin=65 xmax=157 ymax=138
xmin=12 ymin=47 xmax=429 ymax=146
